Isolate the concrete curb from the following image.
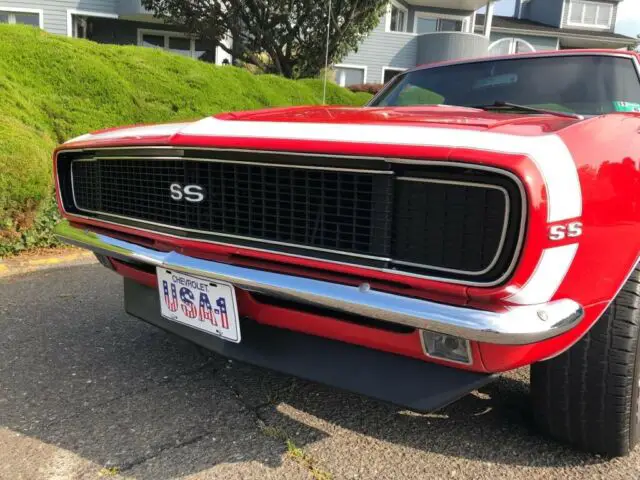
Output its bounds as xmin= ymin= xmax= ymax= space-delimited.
xmin=0 ymin=249 xmax=98 ymax=278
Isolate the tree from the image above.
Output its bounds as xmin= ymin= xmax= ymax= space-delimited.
xmin=140 ymin=0 xmax=388 ymax=78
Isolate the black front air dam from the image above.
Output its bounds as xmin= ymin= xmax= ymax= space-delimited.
xmin=124 ymin=278 xmax=495 ymax=412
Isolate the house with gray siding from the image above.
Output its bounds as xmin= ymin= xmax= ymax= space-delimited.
xmin=336 ymin=0 xmax=637 ymax=86
xmin=336 ymin=0 xmax=496 ymax=86
xmin=0 ymin=0 xmax=231 ymax=64
xmin=2 ymin=0 xmax=635 ymax=83
xmin=478 ymin=0 xmax=636 ymax=53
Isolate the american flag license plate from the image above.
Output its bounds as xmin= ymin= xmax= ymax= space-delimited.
xmin=156 ymin=268 xmax=241 ymax=343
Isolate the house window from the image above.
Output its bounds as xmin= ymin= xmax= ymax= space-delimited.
xmin=137 ymin=29 xmax=213 ymax=61
xmin=0 ymin=9 xmax=42 ymax=28
xmin=568 ymin=1 xmax=613 ymax=28
xmin=71 ymin=16 xmax=88 ymax=39
xmin=489 ymin=38 xmax=536 ymax=56
xmin=387 ymin=1 xmax=408 ymax=32
xmin=382 ymin=67 xmax=406 ymax=84
xmin=334 ymin=65 xmax=367 ymax=86
xmin=414 ymin=13 xmax=470 ymax=34
xmin=169 ymin=37 xmax=191 ymax=55
xmin=67 ymin=10 xmax=119 ymax=39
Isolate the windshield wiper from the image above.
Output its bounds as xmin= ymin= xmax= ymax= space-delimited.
xmin=471 ymin=101 xmax=582 ymax=119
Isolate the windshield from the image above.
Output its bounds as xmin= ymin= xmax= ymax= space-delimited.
xmin=370 ymin=55 xmax=640 ymax=116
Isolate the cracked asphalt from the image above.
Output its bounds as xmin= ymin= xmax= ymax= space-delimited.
xmin=2 ymin=264 xmax=640 ymax=480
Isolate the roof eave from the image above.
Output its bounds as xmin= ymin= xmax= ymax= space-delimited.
xmin=479 ymin=25 xmax=637 ymax=45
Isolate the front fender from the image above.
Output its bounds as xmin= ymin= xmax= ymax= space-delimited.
xmin=478 ymin=114 xmax=640 ymax=371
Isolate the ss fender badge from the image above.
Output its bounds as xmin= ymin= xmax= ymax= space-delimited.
xmin=549 ymin=221 xmax=583 ymax=241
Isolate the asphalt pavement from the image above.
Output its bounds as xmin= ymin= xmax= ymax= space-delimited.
xmin=1 ymin=264 xmax=640 ymax=480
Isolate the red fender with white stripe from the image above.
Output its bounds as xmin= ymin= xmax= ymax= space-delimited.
xmin=477 ymin=114 xmax=640 ymax=370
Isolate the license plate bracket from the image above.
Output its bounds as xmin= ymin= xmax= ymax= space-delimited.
xmin=156 ymin=268 xmax=241 ymax=343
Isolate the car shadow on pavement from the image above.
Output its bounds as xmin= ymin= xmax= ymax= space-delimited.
xmin=0 ymin=328 xmax=609 ymax=479
xmin=0 ymin=267 xmax=609 ymax=478
xmin=218 ymin=361 xmax=609 ymax=471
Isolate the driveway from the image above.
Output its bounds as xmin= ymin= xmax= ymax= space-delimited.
xmin=1 ymin=265 xmax=639 ymax=479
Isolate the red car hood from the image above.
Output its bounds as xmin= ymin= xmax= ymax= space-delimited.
xmin=219 ymin=105 xmax=579 ymax=133
xmin=63 ymin=105 xmax=582 ymax=148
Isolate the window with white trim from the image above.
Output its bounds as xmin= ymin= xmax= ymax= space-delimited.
xmin=568 ymin=1 xmax=613 ymax=28
xmin=383 ymin=67 xmax=405 ymax=84
xmin=415 ymin=13 xmax=470 ymax=34
xmin=0 ymin=10 xmax=40 ymax=27
xmin=489 ymin=38 xmax=536 ymax=55
xmin=387 ymin=1 xmax=408 ymax=32
xmin=334 ymin=65 xmax=366 ymax=86
xmin=138 ymin=29 xmax=214 ymax=61
xmin=71 ymin=15 xmax=88 ymax=39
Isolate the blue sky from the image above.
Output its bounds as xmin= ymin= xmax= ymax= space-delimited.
xmin=492 ymin=0 xmax=639 ymax=37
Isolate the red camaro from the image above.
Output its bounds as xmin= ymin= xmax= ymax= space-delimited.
xmin=54 ymin=50 xmax=640 ymax=456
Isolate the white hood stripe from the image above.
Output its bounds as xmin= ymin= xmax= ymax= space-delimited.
xmin=64 ymin=123 xmax=191 ymax=144
xmin=181 ymin=117 xmax=582 ymax=223
xmin=507 ymin=243 xmax=579 ymax=305
xmin=65 ymin=116 xmax=583 ymax=224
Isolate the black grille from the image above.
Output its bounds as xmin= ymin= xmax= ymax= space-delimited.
xmin=72 ymin=159 xmax=394 ymax=257
xmin=61 ymin=151 xmax=524 ymax=284
xmin=393 ymin=179 xmax=507 ymax=273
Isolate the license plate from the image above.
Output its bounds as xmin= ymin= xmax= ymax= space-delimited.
xmin=156 ymin=268 xmax=241 ymax=343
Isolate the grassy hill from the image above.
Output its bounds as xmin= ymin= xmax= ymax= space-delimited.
xmin=0 ymin=25 xmax=371 ymax=256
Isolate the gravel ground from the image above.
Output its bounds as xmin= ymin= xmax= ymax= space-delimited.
xmin=1 ymin=265 xmax=640 ymax=480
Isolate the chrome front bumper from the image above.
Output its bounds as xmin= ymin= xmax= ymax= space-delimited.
xmin=55 ymin=220 xmax=584 ymax=345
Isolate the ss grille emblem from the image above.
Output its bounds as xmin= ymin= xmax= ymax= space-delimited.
xmin=170 ymin=183 xmax=205 ymax=203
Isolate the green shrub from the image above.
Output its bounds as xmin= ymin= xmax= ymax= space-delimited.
xmin=396 ymin=86 xmax=444 ymax=106
xmin=0 ymin=118 xmax=55 ymax=219
xmin=353 ymin=91 xmax=375 ymax=105
xmin=347 ymin=83 xmax=384 ymax=95
xmin=0 ymin=25 xmax=372 ymax=256
xmin=0 ymin=195 xmax=61 ymax=257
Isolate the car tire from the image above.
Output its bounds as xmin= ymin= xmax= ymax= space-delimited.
xmin=531 ymin=264 xmax=640 ymax=457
